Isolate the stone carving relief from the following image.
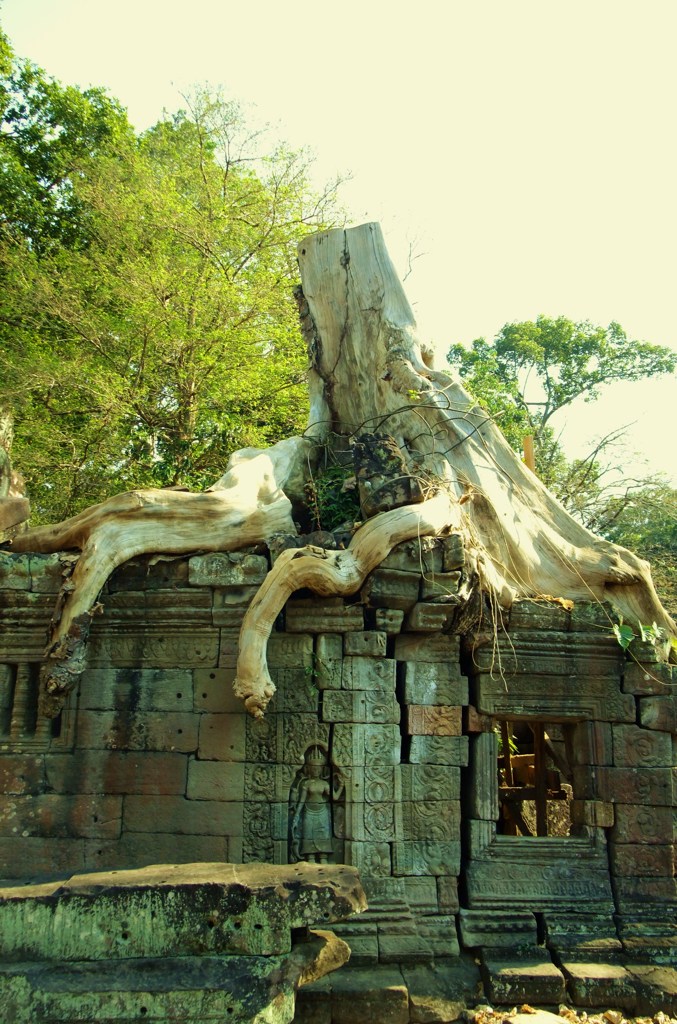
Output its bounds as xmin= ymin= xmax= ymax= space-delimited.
xmin=288 ymin=743 xmax=344 ymax=864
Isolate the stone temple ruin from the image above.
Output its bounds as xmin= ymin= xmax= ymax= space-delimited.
xmin=0 ymin=224 xmax=675 ymax=1022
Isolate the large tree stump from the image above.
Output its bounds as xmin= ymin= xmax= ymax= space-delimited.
xmin=11 ymin=223 xmax=674 ymax=716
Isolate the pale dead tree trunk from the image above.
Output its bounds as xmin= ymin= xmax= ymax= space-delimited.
xmin=11 ymin=223 xmax=674 ymax=717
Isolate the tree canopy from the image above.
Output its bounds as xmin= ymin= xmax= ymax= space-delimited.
xmin=0 ymin=33 xmax=341 ymax=522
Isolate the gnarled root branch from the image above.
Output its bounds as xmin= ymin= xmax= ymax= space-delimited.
xmin=12 ymin=438 xmax=311 ymax=716
xmin=233 ymin=490 xmax=460 ymax=717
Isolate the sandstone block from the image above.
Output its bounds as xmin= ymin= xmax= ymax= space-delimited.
xmin=609 ymin=842 xmax=674 ymax=877
xmin=0 ymin=837 xmax=84 ymax=881
xmin=381 ymin=537 xmax=443 ymax=574
xmin=244 ymin=763 xmax=296 ymax=803
xmin=482 ymin=955 xmax=566 ymax=1005
xmin=404 ymin=602 xmax=459 ymax=632
xmin=332 ymin=724 xmax=401 ymax=767
xmin=465 ymin=705 xmax=494 ymax=732
xmin=467 ymin=731 xmax=499 ymax=821
xmin=124 ymin=795 xmax=243 ymax=836
xmin=198 ymin=714 xmax=246 ymax=761
xmin=623 ymin=660 xmax=674 ymax=695
xmin=509 ymin=600 xmax=571 ymax=631
xmin=394 ymin=633 xmax=459 ymax=663
xmin=0 ymin=553 xmax=30 ymax=591
xmin=437 ymin=875 xmax=460 ymax=912
xmin=27 ymin=553 xmax=69 ymax=593
xmin=193 ymin=668 xmax=240 ymax=713
xmin=361 ymin=568 xmax=420 ymax=611
xmin=569 ymin=600 xmax=617 ymax=631
xmin=343 ymin=801 xmax=397 ymax=842
xmin=402 ymin=660 xmax=467 ymax=705
xmin=75 ymin=710 xmax=198 ymax=753
xmin=85 ymin=832 xmax=229 ymax=874
xmin=343 ymin=631 xmax=387 ymax=657
xmin=0 ymin=793 xmax=121 ymax=839
xmin=612 ymin=724 xmax=673 ymax=767
xmin=286 ymin=599 xmax=364 ymax=633
xmin=273 ymin=714 xmax=330 ymax=765
xmin=266 ymin=633 xmax=314 ymax=669
xmin=107 ymin=556 xmax=189 ymax=591
xmin=404 ymin=705 xmax=462 ymax=736
xmin=475 ymin=673 xmax=633 ymax=721
xmin=188 ymin=551 xmax=269 ymax=587
xmin=322 ymin=690 xmax=400 ymax=724
xmin=44 ymin=751 xmax=187 ymax=796
xmin=78 ymin=668 xmax=194 ymax=713
xmin=401 ymin=876 xmax=438 ymax=911
xmin=399 ymin=800 xmax=460 ymax=841
xmin=314 ymin=633 xmax=342 ymax=690
xmin=88 ymin=627 xmax=219 ymax=669
xmin=0 ymin=754 xmax=45 ymax=796
xmin=212 ymin=588 xmax=258 ymax=623
xmin=439 ymin=532 xmax=466 ymax=573
xmin=639 ymin=694 xmax=677 ymax=731
xmin=343 ymin=840 xmax=392 ymax=877
xmin=613 ymin=875 xmax=677 ymax=902
xmin=329 ymin=967 xmax=410 ymax=1024
xmin=419 ymin=571 xmax=461 ymax=600
xmin=392 ymin=840 xmax=461 ymax=876
xmin=408 ymin=735 xmax=468 ymax=766
xmin=268 ymin=668 xmax=319 ymax=715
xmin=374 ymin=608 xmax=405 ymax=633
xmin=570 ymin=799 xmax=615 ymax=829
xmin=573 ymin=765 xmax=675 ymax=805
xmin=459 ymin=908 xmax=538 ymax=950
xmin=560 ymin=962 xmax=637 ymax=1010
xmin=186 ymin=760 xmax=245 ymax=801
xmin=398 ymin=764 xmax=460 ymax=803
xmin=570 ymin=721 xmax=613 ymax=766
xmin=611 ymin=803 xmax=673 ymax=844
xmin=342 ymin=655 xmax=396 ymax=690
xmin=355 ymin=765 xmax=399 ymax=803
xmin=218 ymin=630 xmax=240 ymax=668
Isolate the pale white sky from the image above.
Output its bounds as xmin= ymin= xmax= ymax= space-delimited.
xmin=2 ymin=0 xmax=675 ymax=484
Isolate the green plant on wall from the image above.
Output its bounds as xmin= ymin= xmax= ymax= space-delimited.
xmin=305 ymin=463 xmax=361 ymax=532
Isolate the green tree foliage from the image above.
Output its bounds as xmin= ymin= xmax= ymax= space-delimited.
xmin=447 ymin=315 xmax=676 ymax=485
xmin=601 ymin=483 xmax=677 ymax=617
xmin=0 ymin=36 xmax=341 ymax=521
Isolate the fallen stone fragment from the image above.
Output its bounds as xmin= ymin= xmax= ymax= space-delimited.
xmin=0 ymin=861 xmax=366 ymax=1024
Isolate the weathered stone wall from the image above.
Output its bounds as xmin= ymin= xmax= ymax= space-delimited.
xmin=0 ymin=540 xmax=675 ymax=1004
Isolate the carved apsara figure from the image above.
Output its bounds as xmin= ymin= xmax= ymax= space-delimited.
xmin=289 ymin=744 xmax=343 ymax=863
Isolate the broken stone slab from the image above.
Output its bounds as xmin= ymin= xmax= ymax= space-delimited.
xmin=362 ymin=567 xmax=421 ymax=611
xmin=0 ymin=861 xmax=366 ymax=963
xmin=380 ymin=537 xmax=443 ymax=575
xmin=402 ymin=958 xmax=482 ymax=1024
xmin=0 ymin=930 xmax=350 ymax=1024
xmin=324 ymin=965 xmax=411 ymax=1024
xmin=481 ymin=953 xmax=566 ymax=1005
xmin=624 ymin=963 xmax=677 ymax=1015
xmin=560 ymin=960 xmax=638 ymax=1010
xmin=405 ymin=602 xmax=461 ymax=632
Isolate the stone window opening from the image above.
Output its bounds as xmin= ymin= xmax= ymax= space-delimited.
xmin=496 ymin=720 xmax=574 ymax=837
